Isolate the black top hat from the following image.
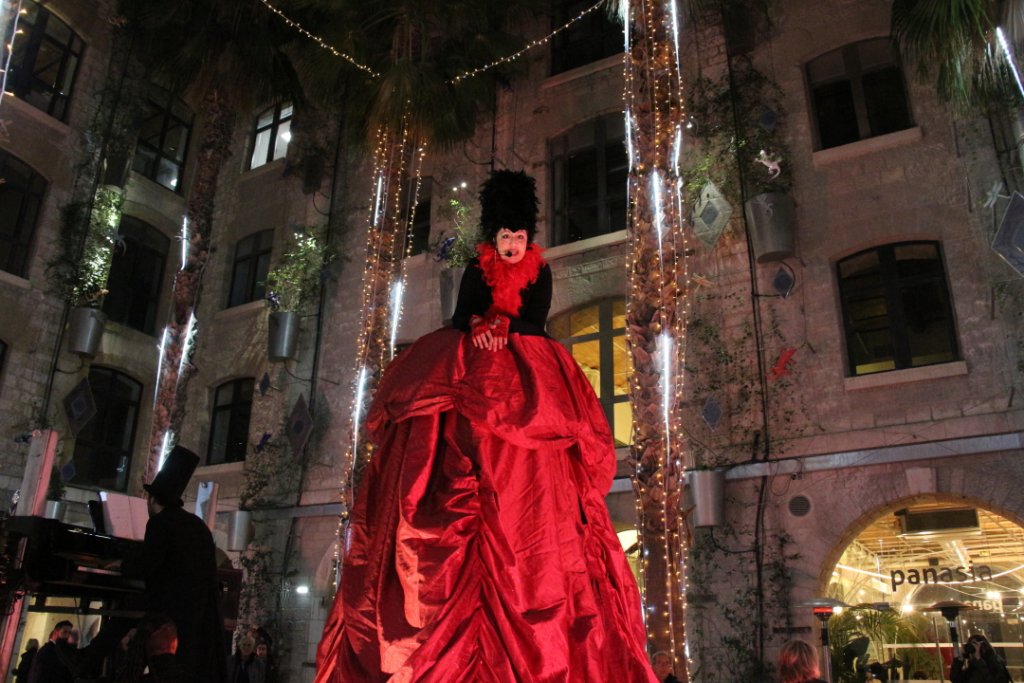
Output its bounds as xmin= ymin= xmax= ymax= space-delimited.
xmin=143 ymin=445 xmax=199 ymax=507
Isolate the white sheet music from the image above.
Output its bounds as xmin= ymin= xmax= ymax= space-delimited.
xmin=99 ymin=492 xmax=149 ymax=541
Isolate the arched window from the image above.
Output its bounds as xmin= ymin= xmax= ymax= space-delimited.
xmin=7 ymin=0 xmax=83 ymax=121
xmin=132 ymin=84 xmax=193 ymax=192
xmin=227 ymin=230 xmax=273 ymax=307
xmin=550 ymin=114 xmax=627 ymax=246
xmin=70 ymin=367 xmax=143 ymax=491
xmin=0 ymin=151 xmax=47 ymax=278
xmin=103 ymin=217 xmax=170 ymax=335
xmin=837 ymin=241 xmax=959 ymax=376
xmin=549 ymin=299 xmax=632 ymax=445
xmin=207 ymin=378 xmax=254 ymax=465
xmin=806 ymin=38 xmax=913 ymax=150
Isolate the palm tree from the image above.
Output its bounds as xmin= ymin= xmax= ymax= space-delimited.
xmin=622 ymin=0 xmax=692 ymax=675
xmin=892 ymin=0 xmax=1024 ymax=110
xmin=117 ymin=0 xmax=308 ymax=481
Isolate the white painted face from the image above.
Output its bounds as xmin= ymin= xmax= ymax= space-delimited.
xmin=495 ymin=228 xmax=529 ymax=264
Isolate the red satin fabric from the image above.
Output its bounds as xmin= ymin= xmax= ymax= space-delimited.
xmin=316 ymin=329 xmax=658 ymax=682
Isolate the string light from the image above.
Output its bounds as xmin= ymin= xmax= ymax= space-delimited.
xmin=448 ymin=0 xmax=606 ymax=84
xmin=255 ymin=0 xmax=379 ymax=78
xmin=256 ymin=0 xmax=606 ymax=85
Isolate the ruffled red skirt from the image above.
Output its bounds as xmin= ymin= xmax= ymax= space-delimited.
xmin=315 ymin=329 xmax=657 ymax=682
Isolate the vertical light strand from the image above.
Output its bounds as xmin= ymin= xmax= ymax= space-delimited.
xmin=623 ymin=0 xmax=692 ymax=674
xmin=0 ymin=0 xmax=24 ymax=106
xmin=333 ymin=114 xmax=428 ymax=571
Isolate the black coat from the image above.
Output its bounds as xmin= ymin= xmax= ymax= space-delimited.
xmin=122 ymin=505 xmax=226 ymax=683
xmin=27 ymin=641 xmax=74 ymax=683
xmin=451 ymin=258 xmax=552 ymax=335
xmin=14 ymin=646 xmax=36 ymax=683
xmin=950 ymin=656 xmax=1012 ymax=683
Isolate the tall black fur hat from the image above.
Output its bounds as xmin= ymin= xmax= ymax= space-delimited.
xmin=479 ymin=170 xmax=539 ymax=242
xmin=143 ymin=445 xmax=199 ymax=507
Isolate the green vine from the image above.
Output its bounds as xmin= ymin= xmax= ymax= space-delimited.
xmin=49 ymin=186 xmax=124 ymax=307
xmin=265 ymin=224 xmax=334 ymax=314
xmin=430 ymin=196 xmax=480 ymax=268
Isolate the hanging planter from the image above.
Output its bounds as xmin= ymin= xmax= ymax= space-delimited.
xmin=43 ymin=499 xmax=66 ymax=521
xmin=268 ymin=311 xmax=299 ymax=362
xmin=688 ymin=468 xmax=725 ymax=528
xmin=227 ymin=509 xmax=254 ymax=551
xmin=439 ymin=266 xmax=465 ymax=326
xmin=67 ymin=307 xmax=107 ymax=357
xmin=744 ymin=192 xmax=795 ymax=263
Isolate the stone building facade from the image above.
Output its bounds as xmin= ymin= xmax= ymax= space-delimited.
xmin=0 ymin=0 xmax=1022 ymax=681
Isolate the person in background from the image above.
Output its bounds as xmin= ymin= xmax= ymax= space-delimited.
xmin=652 ymin=651 xmax=682 ymax=683
xmin=28 ymin=621 xmax=75 ymax=683
xmin=950 ymin=634 xmax=1011 ymax=683
xmin=255 ymin=640 xmax=277 ymax=683
xmin=13 ymin=638 xmax=38 ymax=683
xmin=226 ymin=636 xmax=265 ymax=683
xmin=779 ymin=639 xmax=827 ymax=683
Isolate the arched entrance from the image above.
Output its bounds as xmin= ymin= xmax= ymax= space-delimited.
xmin=824 ymin=499 xmax=1024 ymax=682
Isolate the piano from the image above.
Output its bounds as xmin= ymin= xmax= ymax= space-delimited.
xmin=5 ymin=516 xmax=145 ymax=616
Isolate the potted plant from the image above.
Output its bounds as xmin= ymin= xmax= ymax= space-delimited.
xmin=44 ymin=467 xmax=67 ymax=521
xmin=684 ymin=57 xmax=795 ymax=262
xmin=431 ymin=196 xmax=480 ymax=325
xmin=264 ymin=225 xmax=333 ymax=361
xmin=49 ymin=188 xmax=124 ymax=357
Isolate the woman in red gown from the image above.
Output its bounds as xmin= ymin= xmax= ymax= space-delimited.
xmin=316 ymin=171 xmax=658 ymax=682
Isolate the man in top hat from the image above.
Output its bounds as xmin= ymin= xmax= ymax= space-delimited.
xmin=120 ymin=445 xmax=226 ymax=683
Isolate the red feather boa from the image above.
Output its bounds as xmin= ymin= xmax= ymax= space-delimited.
xmin=476 ymin=242 xmax=545 ymax=319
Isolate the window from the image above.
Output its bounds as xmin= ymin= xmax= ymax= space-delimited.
xmin=550 ymin=114 xmax=627 ymax=246
xmin=549 ymin=299 xmax=632 ymax=445
xmin=70 ymin=367 xmax=142 ymax=491
xmin=132 ymin=84 xmax=193 ymax=191
xmin=550 ymin=0 xmax=624 ymax=75
xmin=0 ymin=151 xmax=47 ymax=278
xmin=207 ymin=378 xmax=253 ymax=465
xmin=102 ymin=217 xmax=169 ymax=334
xmin=7 ymin=0 xmax=83 ymax=121
xmin=807 ymin=38 xmax=913 ymax=150
xmin=227 ymin=229 xmax=273 ymax=308
xmin=249 ymin=102 xmax=293 ymax=169
xmin=837 ymin=242 xmax=959 ymax=377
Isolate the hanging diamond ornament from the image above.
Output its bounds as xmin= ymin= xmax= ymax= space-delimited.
xmin=702 ymin=397 xmax=723 ymax=430
xmin=772 ymin=266 xmax=795 ymax=298
xmin=692 ymin=182 xmax=732 ymax=248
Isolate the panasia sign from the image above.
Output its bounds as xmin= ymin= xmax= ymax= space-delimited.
xmin=890 ymin=564 xmax=993 ymax=591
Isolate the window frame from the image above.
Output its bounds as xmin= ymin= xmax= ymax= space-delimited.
xmin=550 ymin=298 xmax=632 ymax=446
xmin=206 ymin=378 xmax=254 ymax=465
xmin=549 ymin=0 xmax=624 ymax=76
xmin=102 ymin=217 xmax=170 ymax=335
xmin=248 ymin=102 xmax=293 ymax=169
xmin=837 ymin=241 xmax=960 ymax=377
xmin=806 ymin=38 xmax=914 ymax=151
xmin=7 ymin=0 xmax=84 ymax=121
xmin=131 ymin=84 xmax=194 ymax=192
xmin=226 ymin=229 xmax=274 ymax=308
xmin=549 ymin=113 xmax=628 ymax=247
xmin=0 ymin=151 xmax=47 ymax=278
xmin=69 ymin=367 xmax=143 ymax=492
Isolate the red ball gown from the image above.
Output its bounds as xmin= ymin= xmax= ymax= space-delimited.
xmin=316 ymin=245 xmax=657 ymax=682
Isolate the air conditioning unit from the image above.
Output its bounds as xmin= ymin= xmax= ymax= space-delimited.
xmin=896 ymin=508 xmax=979 ymax=536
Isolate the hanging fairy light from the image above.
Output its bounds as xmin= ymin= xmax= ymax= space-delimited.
xmin=256 ymin=0 xmax=606 ymax=85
